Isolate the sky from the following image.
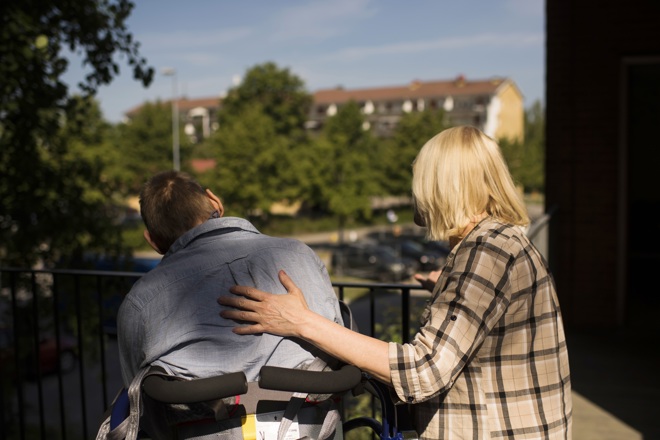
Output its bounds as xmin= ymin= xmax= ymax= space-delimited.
xmin=63 ymin=0 xmax=545 ymax=123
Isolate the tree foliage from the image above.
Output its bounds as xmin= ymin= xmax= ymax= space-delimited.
xmin=6 ymin=97 xmax=130 ymax=266
xmin=201 ymin=105 xmax=291 ymax=216
xmin=521 ymin=100 xmax=545 ymax=193
xmin=381 ymin=109 xmax=449 ymax=196
xmin=0 ymin=0 xmax=153 ymax=266
xmin=199 ymin=63 xmax=313 ymax=217
xmin=498 ymin=100 xmax=545 ymax=193
xmin=111 ymin=101 xmax=189 ymax=193
xmin=308 ymin=101 xmax=380 ymax=235
xmin=219 ymin=62 xmax=312 ymax=137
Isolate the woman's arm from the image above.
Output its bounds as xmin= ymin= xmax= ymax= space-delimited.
xmin=218 ymin=270 xmax=392 ymax=383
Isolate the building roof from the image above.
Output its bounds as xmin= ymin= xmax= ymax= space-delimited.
xmin=313 ymin=76 xmax=512 ymax=104
xmin=123 ymin=76 xmax=518 ymax=117
xmin=190 ymin=158 xmax=217 ymax=173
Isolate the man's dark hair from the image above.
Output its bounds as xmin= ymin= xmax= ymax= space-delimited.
xmin=139 ymin=171 xmax=214 ymax=252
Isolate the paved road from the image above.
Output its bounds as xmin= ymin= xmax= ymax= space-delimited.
xmin=291 ymin=202 xmax=545 ymax=243
xmin=20 ymin=338 xmax=123 ymax=439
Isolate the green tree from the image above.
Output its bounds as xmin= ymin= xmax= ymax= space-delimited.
xmin=111 ymin=100 xmax=189 ymax=193
xmin=381 ymin=109 xmax=449 ymax=196
xmin=0 ymin=0 xmax=153 ymax=266
xmin=220 ymin=62 xmax=312 ymax=138
xmin=9 ymin=97 xmax=130 ymax=266
xmin=200 ymin=63 xmax=314 ymax=218
xmin=520 ymin=100 xmax=545 ymax=193
xmin=309 ymin=101 xmax=380 ymax=242
xmin=201 ymin=105 xmax=294 ymax=217
xmin=498 ymin=100 xmax=545 ymax=194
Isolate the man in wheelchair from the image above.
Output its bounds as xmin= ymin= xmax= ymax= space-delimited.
xmin=102 ymin=171 xmax=345 ymax=439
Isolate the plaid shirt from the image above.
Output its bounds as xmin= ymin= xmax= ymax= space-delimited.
xmin=389 ymin=219 xmax=572 ymax=439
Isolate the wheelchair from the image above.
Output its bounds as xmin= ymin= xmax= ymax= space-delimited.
xmin=106 ymin=364 xmax=415 ymax=440
xmin=102 ymin=302 xmax=417 ymax=440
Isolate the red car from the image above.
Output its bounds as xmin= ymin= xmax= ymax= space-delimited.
xmin=0 ymin=327 xmax=78 ymax=378
xmin=33 ymin=334 xmax=78 ymax=375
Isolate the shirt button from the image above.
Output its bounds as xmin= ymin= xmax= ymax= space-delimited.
xmin=407 ymin=396 xmax=414 ymax=403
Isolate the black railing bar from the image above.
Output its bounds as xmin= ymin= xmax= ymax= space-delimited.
xmin=97 ymin=275 xmax=109 ymax=408
xmin=0 ymin=344 xmax=4 ymax=439
xmin=401 ymin=287 xmax=411 ymax=344
xmin=0 ymin=267 xmax=427 ymax=291
xmin=331 ymin=280 xmax=426 ymax=290
xmin=0 ymin=365 xmax=5 ymax=440
xmin=10 ymin=273 xmax=26 ymax=440
xmin=73 ymin=276 xmax=89 ymax=439
xmin=52 ymin=274 xmax=68 ymax=440
xmin=369 ymin=287 xmax=376 ymax=338
xmin=30 ymin=272 xmax=46 ymax=436
xmin=1 ymin=268 xmax=434 ymax=288
xmin=337 ymin=285 xmax=345 ymax=302
xmin=0 ymin=267 xmax=146 ymax=278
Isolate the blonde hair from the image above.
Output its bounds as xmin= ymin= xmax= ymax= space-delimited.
xmin=412 ymin=126 xmax=529 ymax=241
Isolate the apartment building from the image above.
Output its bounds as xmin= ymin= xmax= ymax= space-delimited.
xmin=124 ymin=96 xmax=221 ymax=144
xmin=124 ymin=75 xmax=524 ymax=143
xmin=308 ymin=75 xmax=524 ymax=141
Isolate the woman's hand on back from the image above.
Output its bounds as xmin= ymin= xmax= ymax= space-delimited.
xmin=218 ymin=270 xmax=310 ymax=337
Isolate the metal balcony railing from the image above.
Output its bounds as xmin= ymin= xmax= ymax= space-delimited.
xmin=0 ymin=268 xmax=427 ymax=440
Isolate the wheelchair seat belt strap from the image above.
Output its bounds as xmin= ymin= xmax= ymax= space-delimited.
xmin=276 ymin=357 xmax=340 ymax=440
xmin=95 ymin=366 xmax=152 ymax=440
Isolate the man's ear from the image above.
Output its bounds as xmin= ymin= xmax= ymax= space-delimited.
xmin=143 ymin=230 xmax=164 ymax=255
xmin=206 ymin=189 xmax=224 ymax=217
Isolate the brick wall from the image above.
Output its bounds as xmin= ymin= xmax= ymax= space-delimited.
xmin=546 ymin=0 xmax=660 ymax=329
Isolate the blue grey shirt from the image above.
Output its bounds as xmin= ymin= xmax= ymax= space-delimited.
xmin=117 ymin=217 xmax=343 ymax=386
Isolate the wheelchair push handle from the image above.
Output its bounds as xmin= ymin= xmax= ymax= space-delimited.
xmin=259 ymin=364 xmax=362 ymax=394
xmin=143 ymin=371 xmax=248 ymax=404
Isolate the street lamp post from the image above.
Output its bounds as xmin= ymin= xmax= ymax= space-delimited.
xmin=162 ymin=68 xmax=180 ymax=171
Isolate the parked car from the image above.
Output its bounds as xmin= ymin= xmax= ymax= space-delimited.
xmin=379 ymin=238 xmax=448 ymax=272
xmin=30 ymin=333 xmax=78 ymax=376
xmin=366 ymin=231 xmax=451 ymax=272
xmin=0 ymin=327 xmax=78 ymax=378
xmin=331 ymin=243 xmax=419 ymax=282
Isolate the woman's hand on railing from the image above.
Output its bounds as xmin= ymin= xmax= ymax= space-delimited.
xmin=413 ymin=270 xmax=442 ymax=292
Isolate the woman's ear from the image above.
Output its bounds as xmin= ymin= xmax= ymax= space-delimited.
xmin=143 ymin=230 xmax=164 ymax=255
xmin=206 ymin=189 xmax=224 ymax=217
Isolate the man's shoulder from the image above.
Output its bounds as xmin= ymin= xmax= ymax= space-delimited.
xmin=256 ymin=235 xmax=316 ymax=254
xmin=120 ymin=269 xmax=169 ymax=311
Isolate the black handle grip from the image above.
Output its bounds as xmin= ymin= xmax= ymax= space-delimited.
xmin=259 ymin=364 xmax=362 ymax=394
xmin=143 ymin=371 xmax=248 ymax=403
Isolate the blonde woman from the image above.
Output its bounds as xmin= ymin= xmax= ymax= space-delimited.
xmin=219 ymin=126 xmax=572 ymax=439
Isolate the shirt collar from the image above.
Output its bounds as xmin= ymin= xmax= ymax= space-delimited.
xmin=164 ymin=217 xmax=260 ymax=257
